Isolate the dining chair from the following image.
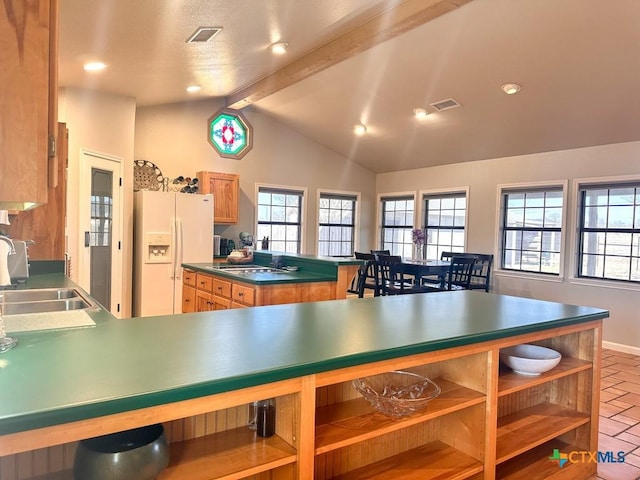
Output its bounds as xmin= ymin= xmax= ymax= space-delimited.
xmin=377 ymin=254 xmax=431 ymax=295
xmin=347 ymin=252 xmax=380 ymax=298
xmin=425 ymin=255 xmax=476 ymax=291
xmin=468 ymin=253 xmax=493 ymax=292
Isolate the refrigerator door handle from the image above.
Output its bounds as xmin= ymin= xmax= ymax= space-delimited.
xmin=169 ymin=218 xmax=176 ymax=279
xmin=175 ymin=218 xmax=183 ymax=280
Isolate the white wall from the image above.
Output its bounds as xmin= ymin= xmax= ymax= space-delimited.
xmin=377 ymin=141 xmax=640 ymax=350
xmin=134 ymin=99 xmax=377 ymax=253
xmin=58 ymin=88 xmax=136 ymax=317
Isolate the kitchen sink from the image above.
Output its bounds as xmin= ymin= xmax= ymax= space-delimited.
xmin=0 ymin=288 xmax=98 ymax=315
xmin=0 ymin=288 xmax=79 ymax=303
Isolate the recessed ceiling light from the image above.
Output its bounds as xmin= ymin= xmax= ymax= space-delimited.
xmin=413 ymin=108 xmax=429 ymax=119
xmin=186 ymin=85 xmax=201 ymax=93
xmin=270 ymin=42 xmax=288 ymax=55
xmin=353 ymin=124 xmax=367 ymax=136
xmin=83 ymin=62 xmax=106 ymax=72
xmin=501 ymin=83 xmax=521 ymax=95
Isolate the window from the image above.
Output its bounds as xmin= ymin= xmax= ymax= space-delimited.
xmin=256 ymin=187 xmax=304 ymax=253
xmin=578 ymin=183 xmax=640 ymax=283
xmin=318 ymin=192 xmax=357 ymax=257
xmin=380 ymin=195 xmax=414 ymax=257
xmin=423 ymin=192 xmax=466 ymax=260
xmin=500 ymin=188 xmax=563 ymax=274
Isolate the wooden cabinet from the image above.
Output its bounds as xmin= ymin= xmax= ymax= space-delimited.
xmin=196 ymin=171 xmax=239 ymax=224
xmin=188 ymin=272 xmax=232 ymax=312
xmin=0 ymin=0 xmax=58 ymax=209
xmin=183 ymin=269 xmax=336 ymax=312
xmin=181 ymin=270 xmax=197 ymax=313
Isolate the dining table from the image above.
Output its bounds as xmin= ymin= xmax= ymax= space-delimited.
xmin=397 ymin=258 xmax=450 ymax=285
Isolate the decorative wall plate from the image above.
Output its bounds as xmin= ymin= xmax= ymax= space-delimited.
xmin=134 ymin=160 xmax=164 ymax=191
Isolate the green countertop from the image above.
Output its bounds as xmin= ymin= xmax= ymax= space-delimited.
xmin=183 ymin=251 xmax=361 ymax=285
xmin=0 ymin=274 xmax=608 ymax=436
xmin=182 ymin=262 xmax=337 ymax=284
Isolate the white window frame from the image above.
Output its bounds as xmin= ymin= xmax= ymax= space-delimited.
xmin=568 ymin=174 xmax=640 ymax=292
xmin=418 ymin=186 xmax=469 ymax=260
xmin=255 ymin=183 xmax=308 ymax=254
xmin=316 ymin=189 xmax=360 ymax=257
xmin=494 ymin=180 xmax=568 ymax=282
xmin=376 ymin=191 xmax=417 ymax=257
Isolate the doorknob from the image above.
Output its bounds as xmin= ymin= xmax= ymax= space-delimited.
xmin=85 ymin=231 xmax=90 ymax=247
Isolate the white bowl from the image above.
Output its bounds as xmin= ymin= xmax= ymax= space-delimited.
xmin=499 ymin=344 xmax=562 ymax=376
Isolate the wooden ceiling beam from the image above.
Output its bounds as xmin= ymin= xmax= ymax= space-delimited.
xmin=225 ymin=0 xmax=472 ymax=110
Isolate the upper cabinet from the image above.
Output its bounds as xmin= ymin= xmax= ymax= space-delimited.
xmin=197 ymin=171 xmax=239 ymax=224
xmin=0 ymin=0 xmax=58 ymax=210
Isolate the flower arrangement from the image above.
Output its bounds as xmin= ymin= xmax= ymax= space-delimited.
xmin=412 ymin=228 xmax=426 ymax=246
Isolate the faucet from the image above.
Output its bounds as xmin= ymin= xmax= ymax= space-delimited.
xmin=0 ymin=236 xmax=15 ymax=287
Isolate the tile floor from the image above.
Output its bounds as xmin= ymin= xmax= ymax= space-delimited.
xmin=592 ymin=349 xmax=640 ymax=479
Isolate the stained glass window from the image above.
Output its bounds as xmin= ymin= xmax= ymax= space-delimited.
xmin=207 ymin=108 xmax=253 ymax=159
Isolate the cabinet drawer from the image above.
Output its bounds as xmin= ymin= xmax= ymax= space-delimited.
xmin=183 ymin=269 xmax=197 ymax=287
xmin=212 ymin=278 xmax=232 ymax=298
xmin=232 ymin=284 xmax=255 ymax=306
xmin=196 ymin=274 xmax=213 ymax=292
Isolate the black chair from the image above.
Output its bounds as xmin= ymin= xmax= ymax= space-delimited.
xmin=347 ymin=252 xmax=381 ymax=298
xmin=425 ymin=255 xmax=476 ymax=291
xmin=468 ymin=253 xmax=493 ymax=292
xmin=378 ymin=254 xmax=432 ymax=295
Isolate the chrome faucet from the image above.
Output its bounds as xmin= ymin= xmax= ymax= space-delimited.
xmin=0 ymin=236 xmax=15 ymax=287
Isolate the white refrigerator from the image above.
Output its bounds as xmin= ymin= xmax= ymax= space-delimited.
xmin=134 ymin=190 xmax=214 ymax=316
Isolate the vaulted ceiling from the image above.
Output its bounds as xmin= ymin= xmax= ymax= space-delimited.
xmin=59 ymin=0 xmax=640 ymax=173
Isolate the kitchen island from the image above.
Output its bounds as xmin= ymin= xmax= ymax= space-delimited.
xmin=0 ymin=270 xmax=608 ymax=479
xmin=182 ymin=251 xmax=362 ymax=311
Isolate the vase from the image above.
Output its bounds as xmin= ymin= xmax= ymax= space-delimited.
xmin=413 ymin=244 xmax=423 ymax=260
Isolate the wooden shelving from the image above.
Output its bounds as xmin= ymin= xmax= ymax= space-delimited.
xmin=331 ymin=441 xmax=483 ymax=480
xmin=497 ymin=439 xmax=593 ymax=480
xmin=496 ymin=403 xmax=590 ymax=464
xmin=315 ymin=378 xmax=485 ymax=454
xmin=158 ymin=427 xmax=297 ymax=480
xmin=498 ymin=357 xmax=592 ymax=397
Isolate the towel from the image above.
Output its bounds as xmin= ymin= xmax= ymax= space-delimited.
xmin=0 ymin=211 xmax=9 ymax=226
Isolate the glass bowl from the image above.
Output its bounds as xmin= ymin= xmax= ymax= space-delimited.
xmin=352 ymin=371 xmax=441 ymax=417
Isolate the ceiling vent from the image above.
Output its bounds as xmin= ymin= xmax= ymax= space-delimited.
xmin=429 ymin=98 xmax=461 ymax=112
xmin=186 ymin=27 xmax=222 ymax=43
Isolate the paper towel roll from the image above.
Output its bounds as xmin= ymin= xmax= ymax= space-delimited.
xmin=0 ymin=210 xmax=10 ymax=226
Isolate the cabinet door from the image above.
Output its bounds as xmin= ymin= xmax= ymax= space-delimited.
xmin=195 ymin=290 xmax=213 ymax=312
xmin=197 ymin=171 xmax=239 ymax=224
xmin=211 ymin=294 xmax=231 ymax=310
xmin=182 ymin=285 xmax=196 ymax=313
xmin=0 ymin=0 xmax=54 ymax=207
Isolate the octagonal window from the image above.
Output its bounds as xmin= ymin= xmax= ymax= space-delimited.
xmin=207 ymin=108 xmax=253 ymax=159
